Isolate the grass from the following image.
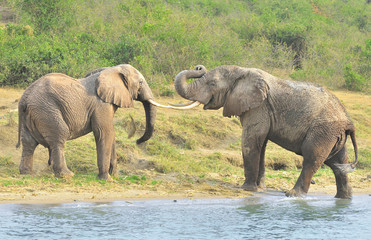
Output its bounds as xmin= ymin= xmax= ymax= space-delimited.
xmin=0 ymin=88 xmax=370 ymax=196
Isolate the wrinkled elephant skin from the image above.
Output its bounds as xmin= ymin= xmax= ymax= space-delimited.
xmin=17 ymin=64 xmax=157 ymax=181
xmin=174 ymin=65 xmax=358 ymax=199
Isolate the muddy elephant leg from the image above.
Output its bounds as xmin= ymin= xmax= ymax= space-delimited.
xmin=257 ymin=139 xmax=268 ymax=190
xmin=50 ymin=144 xmax=74 ymax=178
xmin=240 ymin=110 xmax=269 ymax=192
xmin=241 ymin=128 xmax=269 ymax=191
xmin=286 ymin=136 xmax=336 ymax=197
xmin=325 ymin=147 xmax=352 ymax=199
xmin=109 ymin=143 xmax=117 ymax=176
xmin=19 ymin=127 xmax=38 ymax=175
xmin=241 ymin=148 xmax=259 ymax=191
xmin=286 ymin=157 xmax=323 ymax=197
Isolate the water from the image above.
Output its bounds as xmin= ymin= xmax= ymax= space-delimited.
xmin=0 ymin=192 xmax=370 ymax=240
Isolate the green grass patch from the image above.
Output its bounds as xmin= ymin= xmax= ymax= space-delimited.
xmin=116 ymin=175 xmax=147 ymax=185
xmin=0 ymin=155 xmax=18 ymax=176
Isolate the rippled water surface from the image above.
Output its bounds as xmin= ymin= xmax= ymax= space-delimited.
xmin=1 ymin=192 xmax=370 ymax=239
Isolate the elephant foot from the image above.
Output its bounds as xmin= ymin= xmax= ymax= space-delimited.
xmin=335 ymin=188 xmax=352 ymax=199
xmin=19 ymin=161 xmax=33 ymax=175
xmin=97 ymin=173 xmax=114 ymax=182
xmin=55 ymin=169 xmax=74 ymax=179
xmin=241 ymin=182 xmax=258 ymax=192
xmin=285 ymin=188 xmax=306 ymax=198
xmin=19 ymin=167 xmax=33 ymax=175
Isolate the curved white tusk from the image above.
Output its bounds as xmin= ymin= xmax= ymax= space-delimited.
xmin=168 ymin=101 xmax=196 ymax=107
xmin=148 ymin=99 xmax=201 ymax=109
xmin=173 ymin=101 xmax=201 ymax=109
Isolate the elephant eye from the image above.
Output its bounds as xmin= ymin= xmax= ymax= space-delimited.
xmin=209 ymin=81 xmax=216 ymax=87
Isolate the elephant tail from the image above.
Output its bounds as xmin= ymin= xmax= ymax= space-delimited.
xmin=334 ymin=128 xmax=358 ymax=173
xmin=348 ymin=129 xmax=359 ymax=169
xmin=16 ymin=102 xmax=25 ymax=149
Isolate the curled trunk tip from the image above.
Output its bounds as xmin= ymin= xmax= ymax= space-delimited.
xmin=174 ymin=66 xmax=206 ymax=100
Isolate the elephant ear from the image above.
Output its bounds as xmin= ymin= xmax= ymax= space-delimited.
xmin=223 ymin=69 xmax=269 ymax=117
xmin=96 ymin=66 xmax=134 ymax=108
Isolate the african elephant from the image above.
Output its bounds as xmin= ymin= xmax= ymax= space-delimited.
xmin=173 ymin=65 xmax=358 ymax=199
xmin=16 ymin=64 xmax=170 ymax=181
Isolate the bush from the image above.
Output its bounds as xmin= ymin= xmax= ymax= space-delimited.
xmin=12 ymin=0 xmax=75 ymax=32
xmin=344 ymin=64 xmax=366 ymax=91
xmin=343 ymin=39 xmax=370 ymax=92
xmin=0 ymin=0 xmax=369 ymax=93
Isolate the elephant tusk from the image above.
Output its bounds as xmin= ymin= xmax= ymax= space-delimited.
xmin=148 ymin=99 xmax=201 ymax=109
xmin=168 ymin=101 xmax=196 ymax=107
xmin=172 ymin=101 xmax=201 ymax=109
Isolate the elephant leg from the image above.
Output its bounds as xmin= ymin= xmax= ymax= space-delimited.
xmin=241 ymin=128 xmax=269 ymax=192
xmin=286 ymin=158 xmax=322 ymax=197
xmin=109 ymin=144 xmax=117 ymax=176
xmin=94 ymin=133 xmax=115 ymax=181
xmin=286 ymin=136 xmax=336 ymax=197
xmin=240 ymin=110 xmax=269 ymax=192
xmin=257 ymin=139 xmax=268 ymax=190
xmin=19 ymin=127 xmax=38 ymax=175
xmin=325 ymin=147 xmax=352 ymax=199
xmin=39 ymin=115 xmax=73 ymax=178
xmin=48 ymin=147 xmax=52 ymax=166
xmin=50 ymin=144 xmax=74 ymax=178
xmin=92 ymin=120 xmax=115 ymax=182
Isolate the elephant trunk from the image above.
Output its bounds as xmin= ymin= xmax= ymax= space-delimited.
xmin=136 ymin=100 xmax=156 ymax=144
xmin=174 ymin=66 xmax=207 ymax=100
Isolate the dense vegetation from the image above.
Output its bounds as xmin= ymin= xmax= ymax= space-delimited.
xmin=0 ymin=0 xmax=370 ymax=92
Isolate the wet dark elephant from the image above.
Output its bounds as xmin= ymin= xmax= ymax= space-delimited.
xmin=172 ymin=65 xmax=358 ymax=199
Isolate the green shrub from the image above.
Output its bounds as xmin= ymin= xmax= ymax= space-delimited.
xmin=344 ymin=64 xmax=366 ymax=91
xmin=0 ymin=0 xmax=369 ymax=93
xmin=13 ymin=0 xmax=75 ymax=32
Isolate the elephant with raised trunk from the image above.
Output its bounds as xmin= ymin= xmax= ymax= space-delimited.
xmin=173 ymin=65 xmax=358 ymax=199
xmin=16 ymin=64 xmax=183 ymax=181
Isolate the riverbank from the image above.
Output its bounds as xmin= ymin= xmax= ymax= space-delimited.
xmin=0 ymin=88 xmax=370 ymax=204
xmin=0 ymin=170 xmax=370 ymax=205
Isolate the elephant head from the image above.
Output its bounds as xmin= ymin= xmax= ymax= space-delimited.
xmin=173 ymin=65 xmax=269 ymax=117
xmin=93 ymin=64 xmax=157 ymax=144
xmin=91 ymin=64 xmax=192 ymax=144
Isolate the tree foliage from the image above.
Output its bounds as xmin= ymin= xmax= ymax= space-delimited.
xmin=0 ymin=0 xmax=369 ymax=93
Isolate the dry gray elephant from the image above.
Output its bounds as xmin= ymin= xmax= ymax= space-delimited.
xmin=16 ymin=64 xmax=185 ymax=181
xmin=172 ymin=65 xmax=358 ymax=199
